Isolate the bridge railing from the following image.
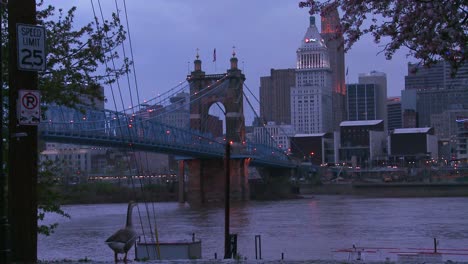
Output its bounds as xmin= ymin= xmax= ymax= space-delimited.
xmin=40 ymin=105 xmax=296 ymax=167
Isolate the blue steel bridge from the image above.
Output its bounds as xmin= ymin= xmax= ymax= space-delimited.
xmin=39 ymin=104 xmax=295 ymax=168
xmin=39 ymin=66 xmax=296 ymax=169
xmin=39 ymin=56 xmax=297 ymax=204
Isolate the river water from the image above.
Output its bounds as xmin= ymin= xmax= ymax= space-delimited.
xmin=38 ymin=195 xmax=468 ymax=262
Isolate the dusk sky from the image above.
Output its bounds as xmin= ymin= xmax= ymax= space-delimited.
xmin=50 ymin=0 xmax=416 ymax=112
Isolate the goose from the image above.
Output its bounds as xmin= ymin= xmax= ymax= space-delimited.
xmin=105 ymin=201 xmax=138 ymax=262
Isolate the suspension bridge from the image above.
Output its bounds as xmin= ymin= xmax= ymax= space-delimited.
xmin=39 ymin=55 xmax=298 ymax=204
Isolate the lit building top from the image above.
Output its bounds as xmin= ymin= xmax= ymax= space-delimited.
xmin=296 ymin=16 xmax=329 ymax=70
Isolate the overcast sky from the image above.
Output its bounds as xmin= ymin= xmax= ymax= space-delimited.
xmin=49 ymin=0 xmax=415 ymax=112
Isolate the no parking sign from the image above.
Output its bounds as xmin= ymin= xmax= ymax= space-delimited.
xmin=18 ymin=90 xmax=41 ymax=125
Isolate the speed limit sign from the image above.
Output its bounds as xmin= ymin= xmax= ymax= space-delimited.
xmin=17 ymin=24 xmax=46 ymax=71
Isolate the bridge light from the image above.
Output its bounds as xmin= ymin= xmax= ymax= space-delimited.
xmin=166 ymin=130 xmax=171 ymax=134
xmin=70 ymin=120 xmax=74 ymax=123
xmin=229 ymin=141 xmax=233 ymax=145
xmin=128 ymin=124 xmax=133 ymax=128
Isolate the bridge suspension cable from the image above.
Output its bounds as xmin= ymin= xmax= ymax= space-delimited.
xmin=243 ymin=83 xmax=309 ymax=160
xmin=92 ymin=0 xmax=157 ymax=246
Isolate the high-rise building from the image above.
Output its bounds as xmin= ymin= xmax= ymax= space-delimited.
xmin=346 ymin=83 xmax=378 ymax=121
xmin=253 ymin=121 xmax=295 ymax=151
xmin=259 ymin=68 xmax=296 ymax=124
xmin=405 ymin=61 xmax=468 ymax=91
xmin=291 ymin=16 xmax=333 ymax=134
xmin=321 ymin=7 xmax=346 ymax=131
xmin=403 ymin=61 xmax=468 ymax=127
xmin=358 ymin=71 xmax=388 ymax=129
xmin=416 ymin=88 xmax=468 ymax=127
xmin=387 ymin=97 xmax=402 ymax=131
xmin=431 ymin=108 xmax=468 ymax=141
xmin=346 ymin=71 xmax=387 ymax=130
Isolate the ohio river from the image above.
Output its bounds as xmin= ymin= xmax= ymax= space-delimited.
xmin=38 ymin=195 xmax=468 ymax=262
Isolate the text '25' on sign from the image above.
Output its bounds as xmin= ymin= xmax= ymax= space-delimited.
xmin=17 ymin=24 xmax=46 ymax=71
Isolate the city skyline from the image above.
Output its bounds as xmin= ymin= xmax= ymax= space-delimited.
xmin=50 ymin=0 xmax=416 ymax=111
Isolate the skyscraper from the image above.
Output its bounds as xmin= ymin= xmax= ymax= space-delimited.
xmin=405 ymin=61 xmax=468 ymax=91
xmin=291 ymin=16 xmax=333 ymax=134
xmin=259 ymin=68 xmax=296 ymax=124
xmin=387 ymin=97 xmax=402 ymax=131
xmin=346 ymin=83 xmax=378 ymax=121
xmin=321 ymin=7 xmax=346 ymax=131
xmin=358 ymin=71 xmax=388 ymax=130
xmin=403 ymin=61 xmax=468 ymax=127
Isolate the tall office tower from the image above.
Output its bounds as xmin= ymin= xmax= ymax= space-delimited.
xmin=358 ymin=71 xmax=388 ymax=130
xmin=387 ymin=97 xmax=402 ymax=131
xmin=405 ymin=61 xmax=468 ymax=90
xmin=404 ymin=61 xmax=468 ymax=127
xmin=259 ymin=68 xmax=296 ymax=124
xmin=346 ymin=83 xmax=378 ymax=121
xmin=321 ymin=6 xmax=346 ymax=131
xmin=291 ymin=16 xmax=333 ymax=134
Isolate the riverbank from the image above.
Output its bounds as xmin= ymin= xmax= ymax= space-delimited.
xmin=36 ymin=259 xmax=468 ymax=264
xmin=299 ymin=182 xmax=468 ymax=197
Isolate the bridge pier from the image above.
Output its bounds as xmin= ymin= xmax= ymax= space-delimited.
xmin=257 ymin=167 xmax=296 ymax=179
xmin=185 ymin=158 xmax=249 ymax=206
xmin=178 ymin=161 xmax=185 ymax=203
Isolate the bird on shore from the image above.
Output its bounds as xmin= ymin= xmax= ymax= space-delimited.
xmin=105 ymin=201 xmax=138 ymax=262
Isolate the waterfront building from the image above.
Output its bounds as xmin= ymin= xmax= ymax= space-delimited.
xmin=40 ymin=144 xmax=107 ymax=184
xmin=259 ymin=68 xmax=296 ymax=125
xmin=253 ymin=121 xmax=296 ymax=151
xmin=291 ymin=16 xmax=333 ymax=134
xmin=338 ymin=120 xmax=386 ymax=167
xmin=431 ymin=108 xmax=468 ymax=141
xmin=290 ymin=133 xmax=334 ymax=165
xmin=415 ymin=88 xmax=468 ymax=127
xmin=139 ymin=92 xmax=190 ymax=129
xmin=389 ymin=127 xmax=438 ymax=163
xmin=455 ymin=118 xmax=468 ymax=162
xmin=321 ymin=6 xmax=346 ymax=131
xmin=432 ymin=109 xmax=468 ymax=161
xmin=387 ymin=97 xmax=402 ymax=131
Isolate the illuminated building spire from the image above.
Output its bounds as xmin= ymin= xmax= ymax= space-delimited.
xmin=321 ymin=6 xmax=341 ymax=34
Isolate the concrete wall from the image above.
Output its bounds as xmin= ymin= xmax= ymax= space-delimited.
xmin=300 ymin=183 xmax=468 ymax=197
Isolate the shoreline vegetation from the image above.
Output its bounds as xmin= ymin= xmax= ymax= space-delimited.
xmin=55 ymin=178 xmax=468 ymax=205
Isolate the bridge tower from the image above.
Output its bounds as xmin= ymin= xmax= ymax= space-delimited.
xmin=184 ymin=51 xmax=250 ymax=205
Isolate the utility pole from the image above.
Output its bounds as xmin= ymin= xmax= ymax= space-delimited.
xmin=224 ymin=141 xmax=231 ymax=259
xmin=8 ymin=0 xmax=39 ymax=263
xmin=0 ymin=1 xmax=10 ymax=263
